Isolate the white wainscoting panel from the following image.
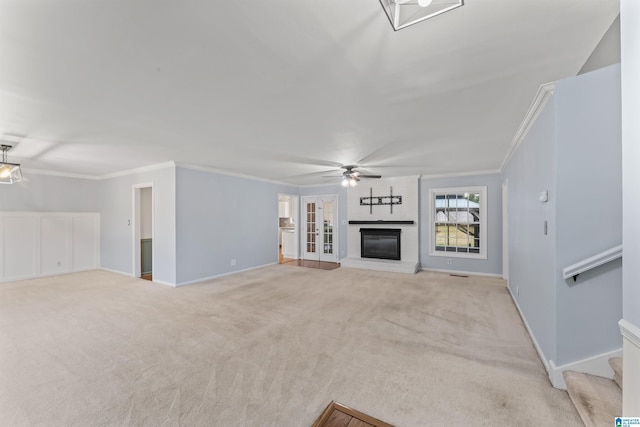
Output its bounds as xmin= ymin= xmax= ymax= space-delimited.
xmin=72 ymin=216 xmax=99 ymax=271
xmin=0 ymin=212 xmax=100 ymax=282
xmin=41 ymin=216 xmax=70 ymax=275
xmin=1 ymin=216 xmax=37 ymax=280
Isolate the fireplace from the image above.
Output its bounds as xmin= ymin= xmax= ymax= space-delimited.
xmin=360 ymin=228 xmax=401 ymax=260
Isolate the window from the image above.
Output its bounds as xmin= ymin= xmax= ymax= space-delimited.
xmin=429 ymin=186 xmax=487 ymax=259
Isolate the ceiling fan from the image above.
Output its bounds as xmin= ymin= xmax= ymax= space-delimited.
xmin=324 ymin=165 xmax=382 ymax=187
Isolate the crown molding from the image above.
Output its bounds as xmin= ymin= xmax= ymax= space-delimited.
xmin=420 ymin=169 xmax=501 ymax=180
xmin=620 ymin=319 xmax=640 ymax=348
xmin=174 ymin=162 xmax=297 ymax=187
xmin=21 ymin=168 xmax=101 ymax=180
xmin=99 ymin=161 xmax=176 ymax=180
xmin=500 ymin=81 xmax=556 ymax=172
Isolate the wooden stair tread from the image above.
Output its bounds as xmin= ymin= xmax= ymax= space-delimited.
xmin=609 ymin=357 xmax=623 ymax=390
xmin=563 ymin=370 xmax=621 ymax=427
xmin=312 ymin=401 xmax=394 ymax=427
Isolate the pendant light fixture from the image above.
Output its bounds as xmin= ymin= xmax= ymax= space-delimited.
xmin=0 ymin=145 xmax=23 ymax=184
xmin=379 ymin=0 xmax=463 ymax=31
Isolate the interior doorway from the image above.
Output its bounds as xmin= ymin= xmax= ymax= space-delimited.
xmin=502 ymin=179 xmax=509 ymax=282
xmin=278 ymin=194 xmax=299 ymax=264
xmin=133 ymin=183 xmax=153 ymax=281
xmin=301 ymin=195 xmax=338 ymax=263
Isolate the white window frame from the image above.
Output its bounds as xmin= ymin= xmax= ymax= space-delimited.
xmin=429 ymin=186 xmax=487 ymax=259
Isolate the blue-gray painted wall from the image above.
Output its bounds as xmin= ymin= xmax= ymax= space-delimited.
xmin=503 ymin=99 xmax=558 ymax=364
xmin=0 ymin=173 xmax=100 ymax=212
xmin=503 ymin=63 xmax=622 ymax=368
xmin=100 ymin=166 xmax=177 ymax=285
xmin=175 ymin=167 xmax=298 ymax=285
xmin=554 ymin=63 xmax=622 ymax=365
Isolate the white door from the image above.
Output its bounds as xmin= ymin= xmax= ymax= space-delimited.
xmin=502 ymin=179 xmax=509 ymax=282
xmin=302 ymin=196 xmax=338 ymax=262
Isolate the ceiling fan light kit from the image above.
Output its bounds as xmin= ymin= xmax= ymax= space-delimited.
xmin=379 ymin=0 xmax=464 ymax=31
xmin=0 ymin=145 xmax=23 ymax=184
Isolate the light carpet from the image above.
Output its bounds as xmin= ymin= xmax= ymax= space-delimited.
xmin=0 ymin=266 xmax=581 ymax=426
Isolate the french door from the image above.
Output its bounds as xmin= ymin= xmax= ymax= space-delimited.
xmin=302 ymin=195 xmax=338 ymax=262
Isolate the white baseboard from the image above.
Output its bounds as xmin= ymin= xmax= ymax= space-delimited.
xmin=507 ymin=286 xmax=551 ymax=376
xmin=175 ymin=262 xmax=277 ymax=287
xmin=620 ymin=319 xmax=640 ymax=415
xmin=421 ymin=267 xmax=503 ymax=279
xmin=1 ymin=266 xmax=101 ymax=283
xmin=549 ymin=348 xmax=623 ymax=390
xmin=99 ymin=267 xmax=135 ymax=277
xmin=100 ymin=267 xmax=177 ymax=287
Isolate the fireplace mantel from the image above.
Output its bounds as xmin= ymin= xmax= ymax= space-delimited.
xmin=348 ymin=220 xmax=415 ymax=225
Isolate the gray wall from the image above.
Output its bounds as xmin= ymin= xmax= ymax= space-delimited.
xmin=503 ymin=63 xmax=622 ymax=369
xmin=100 ymin=166 xmax=176 ymax=285
xmin=175 ymin=167 xmax=298 ymax=285
xmin=503 ymin=99 xmax=558 ymax=364
xmin=0 ymin=172 xmax=100 ymax=212
xmin=554 ymin=63 xmax=622 ymax=365
xmin=579 ymin=15 xmax=620 ymax=75
xmin=419 ymin=173 xmax=503 ymax=276
xmin=622 ymin=0 xmax=640 ymax=330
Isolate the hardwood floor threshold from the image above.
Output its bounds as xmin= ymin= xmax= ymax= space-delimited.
xmin=312 ymin=401 xmax=394 ymax=427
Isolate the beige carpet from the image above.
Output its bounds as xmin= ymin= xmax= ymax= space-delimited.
xmin=0 ymin=266 xmax=581 ymax=426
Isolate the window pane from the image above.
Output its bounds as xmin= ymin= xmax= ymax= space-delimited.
xmin=433 ymin=189 xmax=484 ymax=257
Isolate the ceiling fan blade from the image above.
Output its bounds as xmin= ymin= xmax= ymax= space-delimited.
xmin=357 ymin=174 xmax=382 ymax=179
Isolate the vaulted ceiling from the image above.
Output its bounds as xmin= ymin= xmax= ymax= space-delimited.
xmin=0 ymin=0 xmax=619 ymax=185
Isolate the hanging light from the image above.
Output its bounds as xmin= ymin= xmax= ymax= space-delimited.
xmin=341 ymin=174 xmax=359 ymax=188
xmin=380 ymin=0 xmax=463 ymax=31
xmin=0 ymin=145 xmax=23 ymax=184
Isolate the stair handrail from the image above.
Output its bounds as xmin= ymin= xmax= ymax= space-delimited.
xmin=562 ymin=244 xmax=622 ymax=281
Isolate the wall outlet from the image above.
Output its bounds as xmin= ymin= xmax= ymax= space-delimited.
xmin=231 ymin=259 xmax=237 ymax=266
xmin=447 ymin=258 xmax=452 ymax=265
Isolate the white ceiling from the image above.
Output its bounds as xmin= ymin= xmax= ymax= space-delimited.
xmin=0 ymin=0 xmax=619 ymax=185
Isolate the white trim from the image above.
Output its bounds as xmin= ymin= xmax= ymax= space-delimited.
xmin=301 ymin=194 xmax=339 ymax=263
xmin=500 ymin=82 xmax=556 ymax=171
xmin=428 ymin=186 xmax=488 ymax=260
xmin=99 ymin=266 xmax=135 ymax=277
xmin=420 ymin=267 xmax=502 ymax=278
xmin=419 ymin=169 xmax=501 ymax=180
xmin=100 ymin=162 xmax=175 ymax=180
xmin=132 ymin=183 xmax=154 ymax=279
xmin=20 ymin=168 xmax=101 ymax=180
xmin=620 ymin=319 xmax=640 ymax=416
xmin=620 ymin=318 xmax=640 ymax=348
xmin=175 ymin=162 xmax=296 ymax=187
xmin=549 ymin=348 xmax=623 ymax=390
xmin=507 ymin=285 xmax=551 ymax=376
xmin=502 ymin=179 xmax=509 ymax=282
xmin=562 ymin=244 xmax=622 ymax=280
xmin=176 ymin=262 xmax=278 ymax=287
xmin=152 ymin=279 xmax=177 ymax=288
xmin=342 ymin=258 xmax=419 ymax=274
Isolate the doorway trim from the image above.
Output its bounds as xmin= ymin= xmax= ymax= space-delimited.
xmin=502 ymin=179 xmax=509 ymax=282
xmin=301 ymin=194 xmax=339 ymax=263
xmin=132 ymin=183 xmax=154 ymax=279
xmin=277 ymin=193 xmax=300 ymax=262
